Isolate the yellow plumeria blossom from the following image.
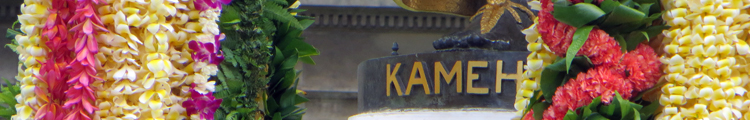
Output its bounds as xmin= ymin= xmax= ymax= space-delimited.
xmin=657 ymin=0 xmax=750 ymax=119
xmin=13 ymin=0 xmax=50 ymax=119
xmin=514 ymin=0 xmax=553 ymax=117
xmin=93 ymin=0 xmax=198 ymax=119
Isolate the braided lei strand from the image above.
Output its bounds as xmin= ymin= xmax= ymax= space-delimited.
xmin=10 ymin=0 xmax=230 ymax=119
xmin=13 ymin=0 xmax=50 ymax=119
xmin=34 ymin=0 xmax=75 ymax=119
xmin=518 ymin=0 xmax=664 ymax=119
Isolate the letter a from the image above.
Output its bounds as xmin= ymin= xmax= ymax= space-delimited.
xmin=406 ymin=62 xmax=431 ymax=95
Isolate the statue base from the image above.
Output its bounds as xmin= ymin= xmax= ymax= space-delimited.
xmin=348 ymin=109 xmax=517 ymax=120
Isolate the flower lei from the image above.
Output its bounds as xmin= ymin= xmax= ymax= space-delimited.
xmin=13 ymin=0 xmax=50 ymax=119
xmin=519 ymin=0 xmax=667 ymax=119
xmin=11 ymin=0 xmax=231 ymax=119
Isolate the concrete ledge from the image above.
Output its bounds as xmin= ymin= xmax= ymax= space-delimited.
xmin=304 ymin=90 xmax=358 ymax=99
xmin=348 ymin=109 xmax=519 ymax=120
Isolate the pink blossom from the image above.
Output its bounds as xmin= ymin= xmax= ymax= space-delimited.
xmin=194 ymin=0 xmax=232 ymax=11
xmin=183 ymin=84 xmax=223 ymax=120
xmin=188 ymin=35 xmax=225 ymax=65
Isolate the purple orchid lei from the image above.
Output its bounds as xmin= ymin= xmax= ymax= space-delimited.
xmin=182 ymin=84 xmax=223 ymax=120
xmin=188 ymin=34 xmax=225 ymax=65
xmin=194 ymin=0 xmax=232 ymax=11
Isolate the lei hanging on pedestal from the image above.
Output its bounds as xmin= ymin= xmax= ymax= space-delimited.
xmin=517 ymin=0 xmax=668 ymax=119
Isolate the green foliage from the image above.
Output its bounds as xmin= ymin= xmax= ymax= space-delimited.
xmin=564 ymin=26 xmax=594 ymax=72
xmin=539 ymin=56 xmax=593 ymax=100
xmin=0 ymin=78 xmax=20 ymax=119
xmin=551 ymin=0 xmax=669 ymax=51
xmin=214 ymin=0 xmax=317 ymax=120
xmin=6 ymin=21 xmax=22 ymax=54
xmin=560 ymin=92 xmax=659 ymax=120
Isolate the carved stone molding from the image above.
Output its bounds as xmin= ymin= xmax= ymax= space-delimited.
xmin=299 ymin=6 xmax=470 ymax=30
xmin=0 ymin=1 xmax=22 ymax=21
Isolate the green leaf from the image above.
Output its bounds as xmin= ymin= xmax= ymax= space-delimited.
xmin=641 ymin=31 xmax=650 ymax=42
xmin=638 ymin=3 xmax=654 ymax=15
xmin=552 ymin=3 xmax=606 ymax=27
xmin=0 ymin=109 xmax=14 ymax=116
xmin=266 ymin=97 xmax=280 ymax=114
xmin=283 ymin=108 xmax=306 ymax=120
xmin=625 ymin=31 xmax=648 ymax=51
xmin=563 ymin=110 xmax=579 ymax=120
xmin=272 ymin=112 xmax=282 ymax=120
xmin=279 ymin=84 xmax=299 ymax=108
xmin=299 ymin=56 xmax=315 ymax=65
xmin=571 ymin=56 xmax=594 ymax=70
xmin=532 ymin=102 xmax=551 ymax=120
xmin=599 ymin=0 xmax=619 ymax=13
xmin=582 ymin=107 xmax=593 ymax=119
xmin=588 ymin=96 xmax=602 ymax=110
xmin=632 ymin=108 xmax=641 ymax=120
xmin=220 ymin=5 xmax=241 ymax=24
xmin=269 ymin=0 xmax=289 ymax=6
xmin=599 ymin=103 xmax=616 ymax=116
xmin=546 ymin=58 xmax=567 ymax=71
xmin=613 ymin=35 xmax=627 ymax=52
xmin=5 ymin=29 xmax=22 ymax=40
xmin=263 ymin=2 xmax=303 ymax=30
xmin=600 ymin=4 xmax=646 ymax=27
xmin=616 ymin=92 xmax=631 ymax=119
xmin=0 ymin=95 xmax=15 ymax=107
xmin=273 ymin=47 xmax=286 ymax=66
xmin=289 ymin=9 xmax=307 ymax=13
xmin=281 ymin=51 xmax=299 ymax=70
xmin=640 ymin=102 xmax=659 ymax=118
xmin=629 ymin=102 xmax=643 ymax=111
xmin=289 ymin=41 xmax=319 ymax=57
xmin=642 ymin=25 xmax=670 ymax=38
xmin=299 ymin=19 xmax=315 ymax=29
xmin=294 ymin=94 xmax=308 ymax=105
xmin=565 ymin=25 xmax=594 ymax=72
xmin=521 ymin=90 xmax=542 ymax=120
xmin=586 ymin=113 xmax=609 ymax=120
xmin=2 ymin=78 xmax=18 ymax=95
xmin=272 ymin=70 xmax=297 ymax=92
xmin=540 ymin=67 xmax=566 ymax=100
xmin=620 ymin=0 xmax=636 ymax=7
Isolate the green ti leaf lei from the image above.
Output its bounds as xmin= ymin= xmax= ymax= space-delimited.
xmin=214 ymin=0 xmax=319 ymax=120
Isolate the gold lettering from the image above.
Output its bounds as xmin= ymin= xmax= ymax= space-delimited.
xmin=496 ymin=60 xmax=505 ymax=94
xmin=405 ymin=62 xmax=431 ymax=95
xmin=434 ymin=61 xmax=462 ymax=94
xmin=387 ymin=63 xmax=403 ymax=96
xmin=496 ymin=60 xmax=525 ymax=94
xmin=467 ymin=61 xmax=488 ymax=94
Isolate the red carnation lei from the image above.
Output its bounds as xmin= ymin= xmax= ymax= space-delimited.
xmin=530 ymin=0 xmax=663 ymax=119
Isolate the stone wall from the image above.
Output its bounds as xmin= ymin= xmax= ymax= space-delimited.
xmin=296 ymin=6 xmax=468 ymax=120
xmin=300 ymin=0 xmax=399 ymax=7
xmin=0 ymin=0 xmax=22 ymax=85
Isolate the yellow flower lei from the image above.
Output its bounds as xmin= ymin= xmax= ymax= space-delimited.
xmin=13 ymin=0 xmax=50 ymax=119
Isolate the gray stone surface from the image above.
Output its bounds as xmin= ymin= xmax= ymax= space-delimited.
xmin=298 ymin=28 xmax=453 ymax=92
xmin=295 ymin=6 xmax=466 ymax=120
xmin=0 ymin=20 xmax=19 ymax=85
xmin=300 ymin=0 xmax=399 ymax=7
